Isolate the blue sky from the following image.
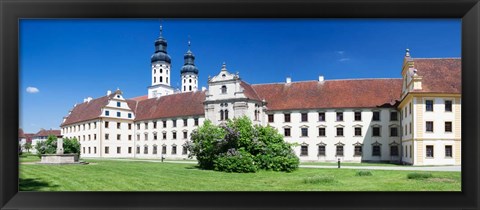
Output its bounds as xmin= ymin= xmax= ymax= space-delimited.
xmin=19 ymin=19 xmax=461 ymax=133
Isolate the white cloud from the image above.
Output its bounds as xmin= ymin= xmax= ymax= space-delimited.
xmin=26 ymin=86 xmax=40 ymax=94
xmin=338 ymin=58 xmax=350 ymax=62
xmin=336 ymin=51 xmax=345 ymax=55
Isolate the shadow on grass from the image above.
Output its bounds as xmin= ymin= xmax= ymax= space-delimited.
xmin=19 ymin=178 xmax=60 ymax=191
xmin=185 ymin=165 xmax=201 ymax=170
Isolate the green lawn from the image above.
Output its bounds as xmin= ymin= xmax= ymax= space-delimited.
xmin=19 ymin=157 xmax=461 ymax=191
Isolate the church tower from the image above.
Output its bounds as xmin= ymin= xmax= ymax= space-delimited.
xmin=148 ymin=25 xmax=174 ymax=98
xmin=180 ymin=39 xmax=199 ymax=92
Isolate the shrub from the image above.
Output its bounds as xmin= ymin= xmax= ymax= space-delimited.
xmin=213 ymin=149 xmax=258 ymax=173
xmin=407 ymin=172 xmax=433 ymax=179
xmin=355 ymin=170 xmax=373 ymax=176
xmin=303 ymin=176 xmax=336 ymax=184
xmin=35 ymin=136 xmax=80 ymax=158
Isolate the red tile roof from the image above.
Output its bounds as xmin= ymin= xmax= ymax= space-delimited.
xmin=18 ymin=128 xmax=25 ymax=139
xmin=252 ymin=79 xmax=403 ymax=111
xmin=134 ymin=91 xmax=206 ymax=121
xmin=130 ymin=95 xmax=148 ymax=101
xmin=240 ymin=81 xmax=262 ymax=101
xmin=34 ymin=129 xmax=62 ymax=137
xmin=412 ymin=58 xmax=461 ymax=94
xmin=61 ymin=95 xmax=110 ymax=126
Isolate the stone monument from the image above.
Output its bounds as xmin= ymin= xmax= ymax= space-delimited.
xmin=40 ymin=138 xmax=79 ymax=164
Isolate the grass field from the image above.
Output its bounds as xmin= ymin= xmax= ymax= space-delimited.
xmin=19 ymin=156 xmax=461 ymax=191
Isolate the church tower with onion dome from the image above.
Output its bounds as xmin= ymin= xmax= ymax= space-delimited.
xmin=180 ymin=38 xmax=199 ymax=92
xmin=148 ymin=25 xmax=174 ymax=99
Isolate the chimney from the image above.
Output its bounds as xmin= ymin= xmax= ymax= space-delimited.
xmin=286 ymin=77 xmax=291 ymax=84
xmin=106 ymin=90 xmax=112 ymax=96
xmin=318 ymin=75 xmax=324 ymax=82
xmin=83 ymin=98 xmax=87 ymax=103
xmin=86 ymin=97 xmax=93 ymax=103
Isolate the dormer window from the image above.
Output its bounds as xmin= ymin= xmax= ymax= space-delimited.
xmin=221 ymin=85 xmax=227 ymax=94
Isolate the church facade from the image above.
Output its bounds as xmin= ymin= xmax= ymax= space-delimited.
xmin=60 ymin=27 xmax=461 ymax=165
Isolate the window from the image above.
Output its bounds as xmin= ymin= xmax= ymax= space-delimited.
xmin=318 ymin=146 xmax=326 ymax=156
xmin=426 ymin=100 xmax=433 ymax=111
xmin=105 ymin=146 xmax=109 ymax=154
xmin=354 ymin=146 xmax=362 ymax=156
xmin=173 ymin=132 xmax=177 ymax=139
xmin=173 ymin=119 xmax=177 ymax=127
xmin=172 ymin=145 xmax=177 ymax=155
xmin=336 ymin=146 xmax=344 ymax=156
xmin=136 ymin=146 xmax=140 ymax=154
xmin=445 ymin=122 xmax=452 ymax=132
xmin=105 ymin=121 xmax=109 ymax=128
xmin=390 ymin=127 xmax=398 ymax=136
xmin=137 ymin=134 xmax=140 ymax=141
xmin=336 ymin=127 xmax=344 ymax=136
xmin=409 ymin=102 xmax=412 ymax=114
xmin=336 ymin=112 xmax=343 ymax=121
xmin=284 ymin=128 xmax=291 ymax=137
xmin=372 ymin=127 xmax=381 ymax=137
xmin=354 ymin=112 xmax=362 ymax=121
xmin=301 ymin=113 xmax=308 ymax=122
xmin=300 ymin=145 xmax=308 ymax=156
xmin=409 ymin=122 xmax=412 ymax=134
xmin=194 ymin=118 xmax=199 ymax=126
xmin=268 ymin=114 xmax=274 ymax=123
xmin=153 ymin=133 xmax=157 ymax=140
xmin=301 ymin=128 xmax=308 ymax=137
xmin=390 ymin=111 xmax=398 ymax=121
xmin=153 ymin=145 xmax=158 ymax=154
xmin=318 ymin=112 xmax=325 ymax=121
xmin=83 ymin=147 xmax=85 ymax=154
xmin=137 ymin=123 xmax=140 ymax=130
xmin=372 ymin=145 xmax=381 ymax=156
xmin=88 ymin=147 xmax=91 ymax=154
xmin=144 ymin=145 xmax=148 ymax=154
xmin=390 ymin=146 xmax=399 ymax=156
xmin=117 ymin=122 xmax=121 ymax=129
xmin=163 ymin=120 xmax=167 ymax=128
xmin=426 ymin=121 xmax=434 ymax=132
xmin=117 ymin=102 xmax=121 ymax=107
xmin=318 ymin=128 xmax=326 ymax=136
xmin=426 ymin=145 xmax=434 ymax=157
xmin=128 ymin=147 xmax=132 ymax=154
xmin=182 ymin=146 xmax=188 ymax=155
xmin=105 ymin=134 xmax=109 ymax=140
xmin=153 ymin=121 xmax=157 ymax=129
xmin=162 ymin=146 xmax=167 ymax=154
xmin=162 ymin=132 xmax=167 ymax=140
xmin=183 ymin=131 xmax=188 ymax=139
xmin=117 ymin=147 xmax=121 ymax=154
xmin=220 ymin=110 xmax=224 ymax=121
xmin=128 ymin=135 xmax=132 ymax=141
xmin=105 ymin=110 xmax=109 ymax=116
xmin=117 ymin=134 xmax=121 ymax=140
xmin=445 ymin=145 xmax=452 ymax=157
xmin=183 ymin=119 xmax=188 ymax=127
xmin=144 ymin=134 xmax=148 ymax=141
xmin=284 ymin=113 xmax=291 ymax=122
xmin=445 ymin=100 xmax=452 ymax=112
xmin=94 ymin=134 xmax=97 ymax=140
xmin=94 ymin=147 xmax=97 ymax=154
xmin=372 ymin=111 xmax=380 ymax=121
xmin=128 ymin=113 xmax=132 ymax=118
xmin=144 ymin=123 xmax=148 ymax=129
xmin=354 ymin=127 xmax=362 ymax=136
xmin=221 ymin=85 xmax=227 ymax=94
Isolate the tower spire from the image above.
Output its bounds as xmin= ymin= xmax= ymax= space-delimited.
xmin=188 ymin=35 xmax=191 ymax=51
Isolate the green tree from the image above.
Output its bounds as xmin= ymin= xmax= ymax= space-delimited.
xmin=35 ymin=135 xmax=80 ymax=158
xmin=24 ymin=142 xmax=32 ymax=153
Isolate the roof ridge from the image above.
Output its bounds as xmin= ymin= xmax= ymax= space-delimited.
xmin=413 ymin=57 xmax=461 ymax=60
xmin=252 ymin=78 xmax=402 ymax=86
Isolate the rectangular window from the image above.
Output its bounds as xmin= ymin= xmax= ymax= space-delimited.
xmin=445 ymin=145 xmax=453 ymax=157
xmin=128 ymin=135 xmax=132 ymax=141
xmin=117 ymin=134 xmax=121 ymax=140
xmin=153 ymin=133 xmax=157 ymax=140
xmin=116 ymin=112 xmax=121 ymax=117
xmin=336 ymin=127 xmax=344 ymax=136
xmin=105 ymin=110 xmax=109 ymax=116
xmin=172 ymin=146 xmax=177 ymax=155
xmin=128 ymin=123 xmax=132 ymax=130
xmin=318 ymin=112 xmax=325 ymax=121
xmin=426 ymin=121 xmax=434 ymax=132
xmin=117 ymin=147 xmax=121 ymax=154
xmin=409 ymin=102 xmax=412 ymax=114
xmin=105 ymin=146 xmax=109 ymax=154
xmin=173 ymin=132 xmax=177 ymax=139
xmin=354 ymin=146 xmax=362 ymax=156
xmin=128 ymin=147 xmax=132 ymax=154
xmin=163 ymin=120 xmax=167 ymax=128
xmin=318 ymin=128 xmax=326 ymax=137
xmin=372 ymin=111 xmax=380 ymax=121
xmin=405 ymin=107 xmax=407 ymax=118
xmin=144 ymin=146 xmax=148 ymax=154
xmin=144 ymin=123 xmax=148 ymax=129
xmin=372 ymin=127 xmax=381 ymax=137
xmin=300 ymin=145 xmax=308 ymax=156
xmin=183 ymin=119 xmax=188 ymax=127
xmin=173 ymin=119 xmax=177 ymax=127
xmin=284 ymin=128 xmax=291 ymax=137
xmin=301 ymin=113 xmax=308 ymax=122
xmin=426 ymin=145 xmax=434 ymax=157
xmin=445 ymin=121 xmax=452 ymax=132
xmin=83 ymin=147 xmax=85 ymax=154
xmin=445 ymin=100 xmax=452 ymax=112
xmin=354 ymin=112 xmax=362 ymax=121
xmin=137 ymin=123 xmax=140 ymax=130
xmin=372 ymin=145 xmax=381 ymax=156
xmin=318 ymin=146 xmax=326 ymax=156
xmin=128 ymin=113 xmax=132 ymax=118
xmin=390 ymin=127 xmax=398 ymax=137
xmin=162 ymin=146 xmax=167 ymax=154
xmin=117 ymin=122 xmax=121 ymax=129
xmin=354 ymin=127 xmax=362 ymax=136
xmin=301 ymin=128 xmax=308 ymax=137
xmin=94 ymin=134 xmax=97 ymax=140
xmin=182 ymin=146 xmax=188 ymax=155
xmin=153 ymin=121 xmax=157 ymax=129
xmin=194 ymin=118 xmax=199 ymax=126
xmin=136 ymin=146 xmax=140 ymax=154
xmin=137 ymin=134 xmax=140 ymax=141
xmin=105 ymin=121 xmax=109 ymax=128
xmin=426 ymin=100 xmax=434 ymax=111
xmin=183 ymin=131 xmax=188 ymax=139
xmin=268 ymin=114 xmax=274 ymax=123
xmin=144 ymin=134 xmax=148 ymax=141
xmin=284 ymin=113 xmax=291 ymax=122
xmin=390 ymin=111 xmax=398 ymax=121
xmin=88 ymin=147 xmax=91 ymax=154
xmin=409 ymin=122 xmax=412 ymax=134
xmin=390 ymin=146 xmax=399 ymax=156
xmin=105 ymin=134 xmax=109 ymax=140
xmin=336 ymin=146 xmax=344 ymax=156
xmin=162 ymin=132 xmax=167 ymax=140
xmin=117 ymin=102 xmax=121 ymax=107
xmin=94 ymin=147 xmax=97 ymax=154
xmin=336 ymin=112 xmax=343 ymax=121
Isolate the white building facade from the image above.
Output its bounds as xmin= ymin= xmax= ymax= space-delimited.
xmin=60 ymin=28 xmax=461 ymax=165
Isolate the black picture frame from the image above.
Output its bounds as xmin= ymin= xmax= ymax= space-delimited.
xmin=1 ymin=0 xmax=479 ymax=209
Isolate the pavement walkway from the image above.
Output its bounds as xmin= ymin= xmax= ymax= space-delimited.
xmin=88 ymin=158 xmax=461 ymax=172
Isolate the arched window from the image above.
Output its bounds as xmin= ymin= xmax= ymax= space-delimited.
xmin=184 ymin=79 xmax=186 ymax=83
xmin=220 ymin=110 xmax=224 ymax=121
xmin=225 ymin=110 xmax=229 ymax=120
xmin=160 ymin=68 xmax=163 ymax=73
xmin=160 ymin=76 xmax=163 ymax=83
xmin=184 ymin=86 xmax=186 ymax=91
xmin=189 ymin=79 xmax=192 ymax=83
xmin=166 ymin=77 xmax=169 ymax=83
xmin=221 ymin=85 xmax=227 ymax=94
xmin=189 ymin=86 xmax=192 ymax=91
xmin=154 ymin=77 xmax=156 ymax=83
xmin=154 ymin=69 xmax=156 ymax=74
